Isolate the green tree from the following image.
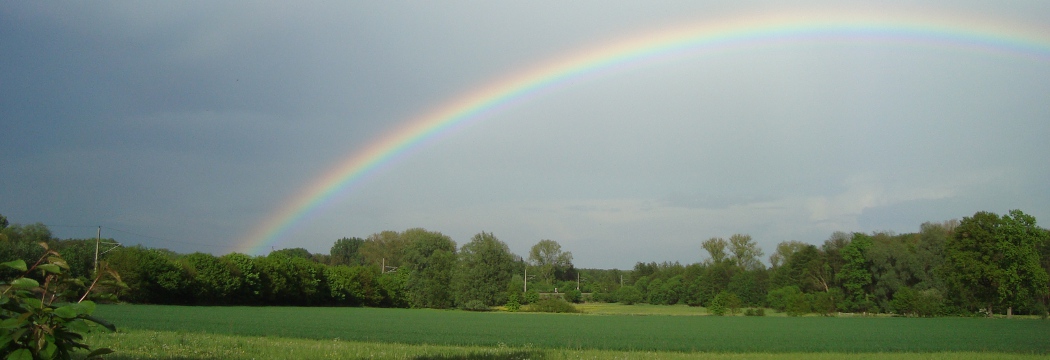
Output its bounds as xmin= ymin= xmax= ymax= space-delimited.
xmin=701 ymin=237 xmax=729 ymax=265
xmin=402 ymin=228 xmax=457 ymax=309
xmin=181 ymin=252 xmax=242 ymax=304
xmin=728 ymin=234 xmax=764 ymax=271
xmin=528 ymin=239 xmax=573 ymax=285
xmin=220 ymin=253 xmax=263 ymax=303
xmin=943 ymin=210 xmax=1049 ymax=317
xmin=330 ymin=237 xmax=365 ymax=266
xmin=106 ymin=246 xmax=188 ymax=304
xmin=360 ymin=230 xmax=408 ymax=271
xmin=453 ymin=232 xmax=515 ymax=306
xmin=325 ymin=265 xmax=381 ymax=306
xmin=837 ymin=233 xmax=873 ymax=312
xmin=617 ymin=285 xmax=643 ymax=305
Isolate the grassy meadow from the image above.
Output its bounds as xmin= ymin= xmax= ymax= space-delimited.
xmin=83 ymin=303 xmax=1050 ymax=359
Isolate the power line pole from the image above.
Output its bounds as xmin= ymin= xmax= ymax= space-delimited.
xmin=94 ymin=226 xmax=100 ymax=276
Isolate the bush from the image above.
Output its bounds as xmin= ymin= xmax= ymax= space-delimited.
xmin=564 ymin=289 xmax=582 ymax=303
xmin=1 ymin=243 xmax=118 ymax=359
xmin=505 ymin=292 xmax=521 ymax=312
xmin=617 ymin=286 xmax=644 ymax=305
xmin=460 ymin=300 xmax=491 ymax=312
xmin=786 ymin=293 xmax=813 ymax=317
xmin=709 ymin=291 xmax=741 ymax=316
xmin=523 ymin=289 xmax=540 ymax=304
xmin=525 ymin=298 xmax=579 ymax=313
xmin=766 ymin=286 xmax=802 ymax=312
xmin=744 ymin=308 xmax=766 ymax=316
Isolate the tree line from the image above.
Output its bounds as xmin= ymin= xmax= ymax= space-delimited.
xmin=1 ymin=210 xmax=1047 ymax=316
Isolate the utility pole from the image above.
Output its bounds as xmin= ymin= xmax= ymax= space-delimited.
xmin=524 ymin=267 xmax=528 ymax=292
xmin=91 ymin=227 xmax=121 ymax=276
xmin=577 ymin=272 xmax=580 ymax=290
xmin=94 ymin=226 xmax=101 ymax=275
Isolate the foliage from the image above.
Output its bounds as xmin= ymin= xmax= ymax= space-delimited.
xmin=728 ymin=234 xmax=764 ymax=271
xmin=708 ymin=291 xmax=741 ymax=316
xmin=943 ymin=210 xmax=1050 ymax=316
xmin=528 ymin=240 xmax=573 ymax=285
xmin=402 ymin=229 xmax=457 ymax=309
xmin=504 ymin=292 xmax=521 ymax=312
xmin=459 ymin=300 xmax=491 ymax=312
xmin=329 ymin=237 xmax=365 ymax=266
xmin=766 ymin=286 xmax=801 ymax=312
xmin=453 ymin=232 xmax=515 ymax=307
xmin=563 ymin=289 xmax=583 ymax=304
xmin=0 ymin=243 xmax=117 ymax=359
xmin=524 ymin=298 xmax=579 ymax=313
xmin=523 ymin=289 xmax=539 ymax=304
xmin=743 ymin=307 xmax=765 ymax=316
xmin=617 ymin=286 xmax=643 ymax=305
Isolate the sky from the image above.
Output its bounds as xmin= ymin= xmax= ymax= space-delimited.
xmin=2 ymin=1 xmax=1048 ymax=269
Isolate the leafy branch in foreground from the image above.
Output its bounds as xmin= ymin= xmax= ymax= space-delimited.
xmin=1 ymin=242 xmax=120 ymax=360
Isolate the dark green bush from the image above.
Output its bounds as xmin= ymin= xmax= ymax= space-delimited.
xmin=744 ymin=308 xmax=766 ymax=316
xmin=525 ymin=298 xmax=579 ymax=313
xmin=504 ymin=292 xmax=521 ymax=312
xmin=460 ymin=299 xmax=491 ymax=312
xmin=617 ymin=286 xmax=644 ymax=305
xmin=564 ymin=289 xmax=582 ymax=303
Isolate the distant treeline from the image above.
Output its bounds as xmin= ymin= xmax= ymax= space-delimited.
xmin=1 ymin=210 xmax=1047 ymax=317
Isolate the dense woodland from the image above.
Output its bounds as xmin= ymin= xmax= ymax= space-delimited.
xmin=1 ymin=210 xmax=1048 ymax=317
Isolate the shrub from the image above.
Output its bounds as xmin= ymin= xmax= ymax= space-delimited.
xmin=766 ymin=286 xmax=802 ymax=312
xmin=523 ymin=289 xmax=540 ymax=304
xmin=744 ymin=308 xmax=766 ymax=316
xmin=617 ymin=286 xmax=644 ymax=305
xmin=786 ymin=293 xmax=813 ymax=317
xmin=460 ymin=300 xmax=491 ymax=312
xmin=564 ymin=289 xmax=582 ymax=303
xmin=525 ymin=298 xmax=579 ymax=313
xmin=709 ymin=291 xmax=741 ymax=316
xmin=505 ymin=292 xmax=521 ymax=312
xmin=1 ymin=242 xmax=118 ymax=359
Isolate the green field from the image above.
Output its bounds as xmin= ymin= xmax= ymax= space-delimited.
xmin=90 ymin=304 xmax=1050 ymax=358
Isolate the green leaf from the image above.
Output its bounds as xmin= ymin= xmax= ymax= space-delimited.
xmin=21 ymin=297 xmax=42 ymax=309
xmin=8 ymin=278 xmax=39 ymax=289
xmin=47 ymin=256 xmax=69 ymax=270
xmin=41 ymin=341 xmax=58 ymax=360
xmin=0 ymin=260 xmax=27 ymax=272
xmin=0 ymin=317 xmax=21 ymax=328
xmin=54 ymin=305 xmax=78 ymax=319
xmin=7 ymin=348 xmax=33 ymax=360
xmin=77 ymin=300 xmax=96 ymax=315
xmin=80 ymin=314 xmax=116 ymax=332
xmin=36 ymin=264 xmax=62 ymax=274
xmin=86 ymin=347 xmax=115 ymax=358
xmin=0 ymin=333 xmax=11 ymax=346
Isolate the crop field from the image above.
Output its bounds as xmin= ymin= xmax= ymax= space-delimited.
xmin=87 ymin=304 xmax=1050 ymax=359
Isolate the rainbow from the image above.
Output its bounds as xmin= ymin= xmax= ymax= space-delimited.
xmin=234 ymin=9 xmax=1050 ymax=255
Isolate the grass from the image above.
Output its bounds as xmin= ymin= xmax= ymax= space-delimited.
xmin=82 ymin=330 xmax=1050 ymax=360
xmin=93 ymin=304 xmax=1050 ymax=354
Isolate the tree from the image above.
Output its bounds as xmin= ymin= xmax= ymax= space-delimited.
xmin=769 ymin=241 xmax=809 ymax=269
xmin=330 ymin=237 xmax=365 ymax=266
xmin=943 ymin=210 xmax=1049 ymax=317
xmin=181 ymin=252 xmax=241 ymax=304
xmin=402 ymin=228 xmax=457 ymax=309
xmin=728 ymin=234 xmax=764 ymax=271
xmin=701 ymin=237 xmax=728 ymax=265
xmin=360 ymin=231 xmax=408 ymax=271
xmin=837 ymin=233 xmax=873 ymax=312
xmin=453 ymin=232 xmax=515 ymax=307
xmin=528 ymin=239 xmax=572 ymax=285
